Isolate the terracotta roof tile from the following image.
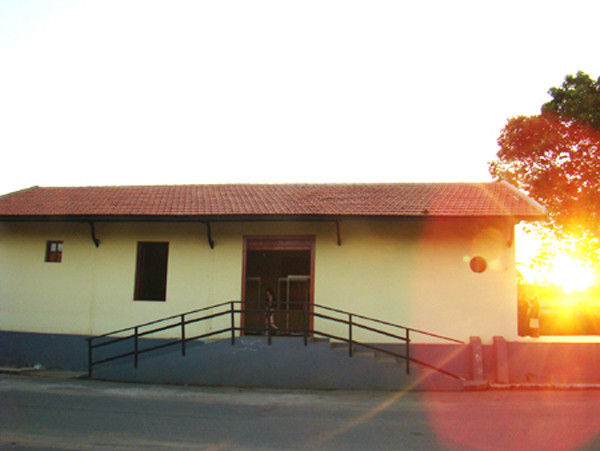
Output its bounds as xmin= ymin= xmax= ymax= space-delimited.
xmin=0 ymin=182 xmax=546 ymax=219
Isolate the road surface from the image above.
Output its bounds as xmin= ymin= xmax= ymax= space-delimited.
xmin=2 ymin=373 xmax=600 ymax=450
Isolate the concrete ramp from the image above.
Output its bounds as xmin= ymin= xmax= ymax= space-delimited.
xmin=92 ymin=336 xmax=465 ymax=390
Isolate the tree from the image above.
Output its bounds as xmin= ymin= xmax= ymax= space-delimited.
xmin=542 ymin=71 xmax=600 ymax=129
xmin=490 ymin=72 xmax=600 ymax=264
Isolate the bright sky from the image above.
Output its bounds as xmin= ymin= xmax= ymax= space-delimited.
xmin=1 ymin=0 xmax=599 ymax=196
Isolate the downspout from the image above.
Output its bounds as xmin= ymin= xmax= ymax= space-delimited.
xmin=87 ymin=222 xmax=100 ymax=247
xmin=206 ymin=222 xmax=215 ymax=249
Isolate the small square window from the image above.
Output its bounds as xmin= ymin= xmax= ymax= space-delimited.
xmin=45 ymin=241 xmax=63 ymax=263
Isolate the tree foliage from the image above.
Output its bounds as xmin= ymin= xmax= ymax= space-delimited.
xmin=490 ymin=71 xmax=600 ymax=262
xmin=542 ymin=71 xmax=600 ymax=129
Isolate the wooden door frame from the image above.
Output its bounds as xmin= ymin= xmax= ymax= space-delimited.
xmin=241 ymin=235 xmax=316 ymax=334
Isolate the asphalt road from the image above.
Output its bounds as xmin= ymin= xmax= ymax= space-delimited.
xmin=2 ymin=374 xmax=600 ymax=450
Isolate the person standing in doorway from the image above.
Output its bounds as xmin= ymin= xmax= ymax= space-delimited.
xmin=265 ymin=288 xmax=278 ymax=333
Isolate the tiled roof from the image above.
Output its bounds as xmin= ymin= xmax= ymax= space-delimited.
xmin=0 ymin=182 xmax=546 ymax=219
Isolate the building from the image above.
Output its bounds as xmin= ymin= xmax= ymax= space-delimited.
xmin=1 ymin=182 xmax=556 ymax=389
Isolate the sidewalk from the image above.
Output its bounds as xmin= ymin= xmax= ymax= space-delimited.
xmin=0 ymin=366 xmax=86 ymax=380
xmin=4 ymin=365 xmax=600 ymax=392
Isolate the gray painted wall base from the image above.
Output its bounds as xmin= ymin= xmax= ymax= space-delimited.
xmin=0 ymin=330 xmax=90 ymax=371
xmin=91 ymin=336 xmax=465 ymax=390
xmin=6 ymin=330 xmax=600 ymax=389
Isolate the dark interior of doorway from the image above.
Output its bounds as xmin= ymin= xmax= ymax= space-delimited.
xmin=245 ymin=250 xmax=311 ymax=335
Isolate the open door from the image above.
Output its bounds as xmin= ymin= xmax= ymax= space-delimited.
xmin=277 ymin=275 xmax=310 ymax=332
xmin=242 ymin=236 xmax=315 ymax=335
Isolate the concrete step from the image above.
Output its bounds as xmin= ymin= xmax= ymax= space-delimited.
xmin=329 ymin=341 xmax=369 ymax=353
xmin=373 ymin=352 xmax=400 ymax=364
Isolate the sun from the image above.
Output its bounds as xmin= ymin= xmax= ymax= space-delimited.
xmin=516 ymin=227 xmax=596 ymax=295
xmin=545 ymin=254 xmax=596 ymax=295
xmin=519 ymin=254 xmax=595 ymax=295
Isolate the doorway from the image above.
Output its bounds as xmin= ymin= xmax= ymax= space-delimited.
xmin=242 ymin=236 xmax=315 ymax=335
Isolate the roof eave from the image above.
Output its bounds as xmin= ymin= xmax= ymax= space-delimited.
xmin=0 ymin=212 xmax=546 ymax=222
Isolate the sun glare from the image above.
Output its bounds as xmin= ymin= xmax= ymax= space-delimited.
xmin=519 ymin=253 xmax=596 ymax=295
xmin=547 ymin=254 xmax=596 ymax=295
xmin=517 ymin=228 xmax=597 ymax=296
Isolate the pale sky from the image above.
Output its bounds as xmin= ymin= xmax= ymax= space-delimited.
xmin=1 ymin=0 xmax=599 ymax=196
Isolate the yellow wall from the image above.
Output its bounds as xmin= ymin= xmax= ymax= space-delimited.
xmin=315 ymin=219 xmax=517 ymax=342
xmin=0 ymin=218 xmax=517 ymax=343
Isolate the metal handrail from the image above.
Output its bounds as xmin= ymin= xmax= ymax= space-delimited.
xmin=313 ymin=303 xmax=464 ymax=344
xmin=86 ymin=301 xmax=465 ymax=380
xmin=92 ymin=301 xmax=233 ymax=339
